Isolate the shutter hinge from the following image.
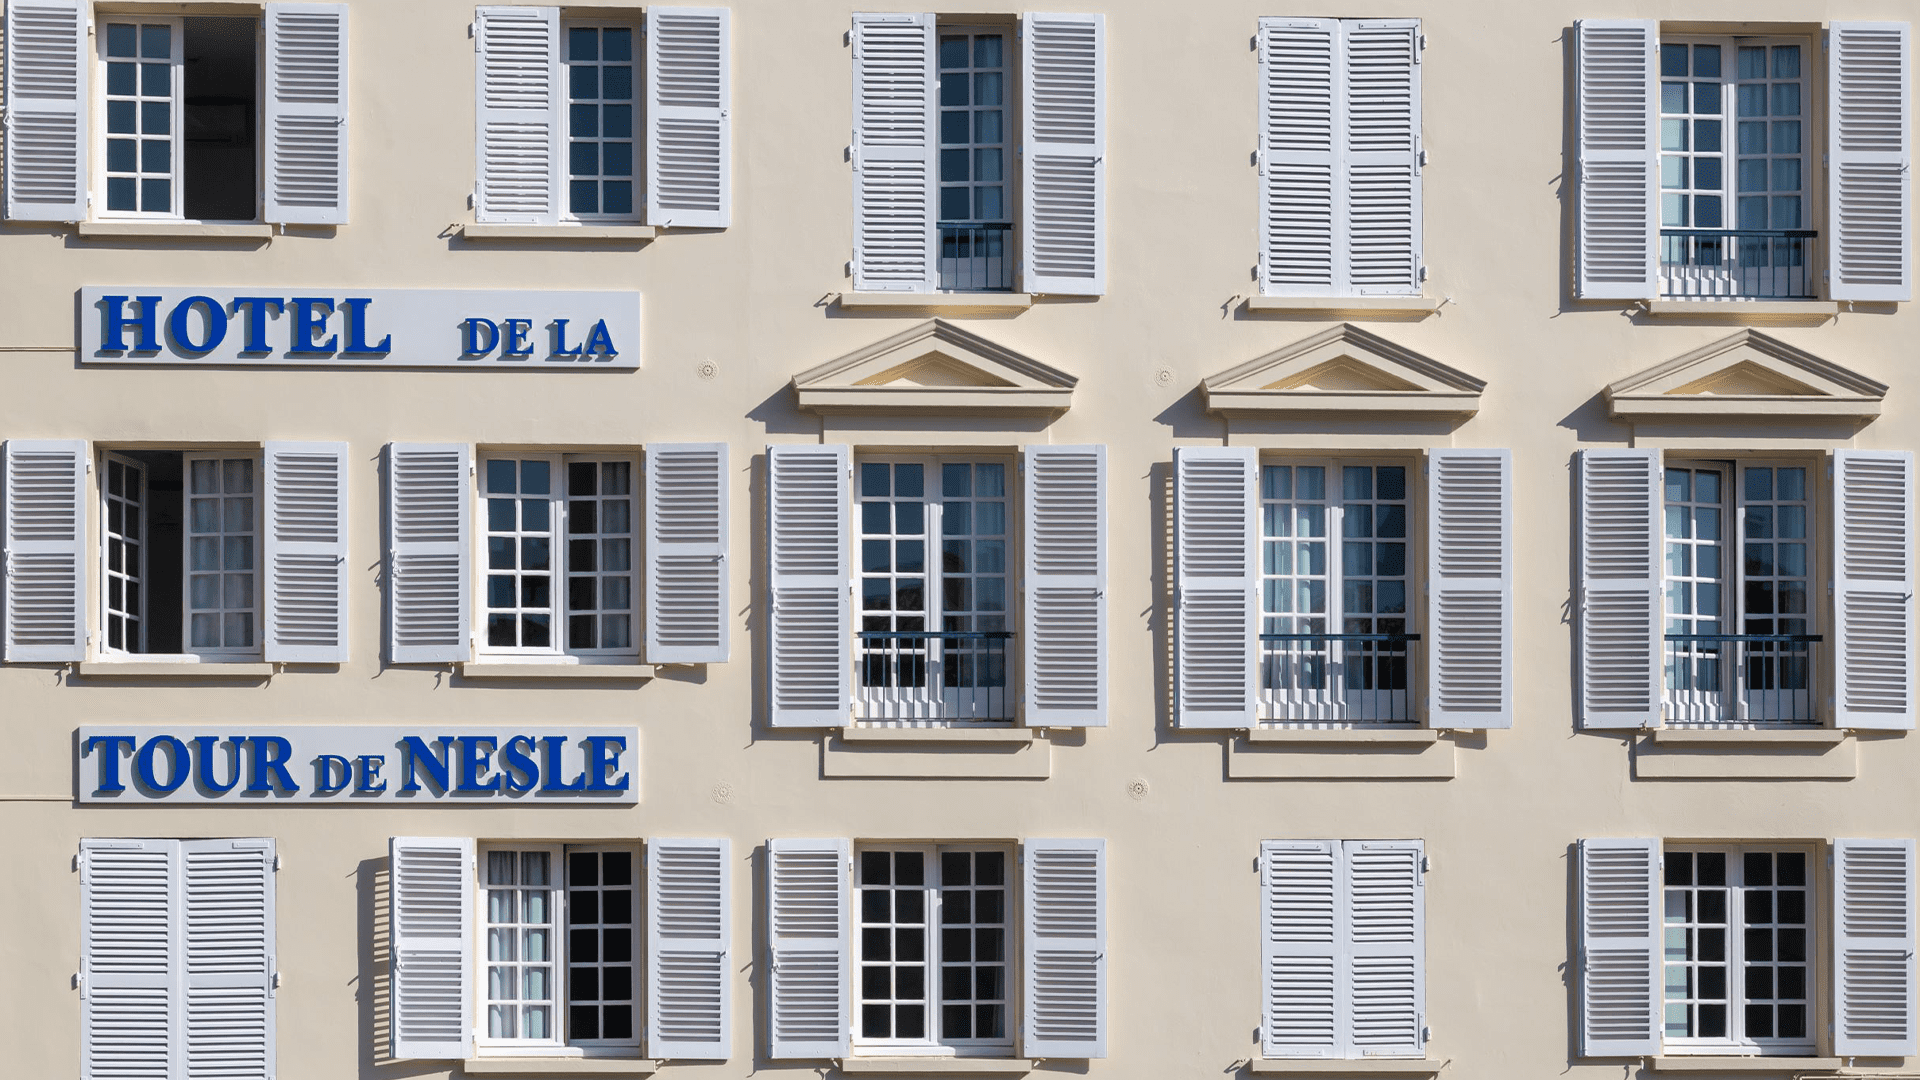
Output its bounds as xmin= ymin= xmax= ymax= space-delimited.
xmin=1420 ymin=1022 xmax=1432 ymax=1044
xmin=1420 ymin=855 xmax=1431 ymax=874
xmin=75 ymin=973 xmax=87 ymax=999
xmin=273 ymin=852 xmax=283 ymax=871
xmin=469 ymin=21 xmax=475 ymax=39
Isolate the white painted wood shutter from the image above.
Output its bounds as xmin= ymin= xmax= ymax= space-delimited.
xmin=1021 ymin=13 xmax=1105 ymax=296
xmin=1345 ymin=841 xmax=1425 ymax=1058
xmin=1573 ymin=20 xmax=1658 ymax=299
xmin=2 ymin=0 xmax=88 ymax=222
xmin=263 ymin=441 xmax=349 ymax=663
xmin=389 ymin=836 xmax=473 ymax=1060
xmin=1834 ymin=838 xmax=1918 ymax=1057
xmin=647 ymin=838 xmax=731 ymax=1059
xmin=766 ymin=838 xmax=849 ymax=1059
xmin=646 ymin=7 xmax=730 ymax=228
xmin=646 ymin=443 xmax=729 ymax=664
xmin=1022 ymin=838 xmax=1105 ymax=1058
xmin=1260 ymin=840 xmax=1341 ymax=1059
xmin=81 ymin=839 xmax=178 ymax=1080
xmin=1576 ymin=450 xmax=1662 ymax=728
xmin=4 ymin=438 xmax=87 ymax=662
xmin=1342 ymin=20 xmax=1421 ymax=296
xmin=474 ymin=6 xmax=560 ymax=224
xmin=1023 ymin=445 xmax=1107 ymax=726
xmin=1834 ymin=450 xmax=1915 ymax=729
xmin=180 ymin=839 xmax=276 ymax=1080
xmin=851 ymin=13 xmax=937 ymax=292
xmin=1829 ymin=23 xmax=1912 ymax=302
xmin=386 ymin=443 xmax=470 ymax=664
xmin=264 ymin=4 xmax=349 ymax=224
xmin=1174 ymin=447 xmax=1259 ymax=728
xmin=1258 ymin=18 xmax=1338 ymax=294
xmin=1576 ymin=838 xmax=1660 ymax=1058
xmin=1427 ymin=449 xmax=1512 ymax=729
xmin=767 ymin=445 xmax=850 ymax=726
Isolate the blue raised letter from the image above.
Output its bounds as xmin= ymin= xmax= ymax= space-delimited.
xmin=355 ymin=754 xmax=387 ymax=793
xmin=101 ymin=295 xmax=162 ymax=352
xmin=247 ymin=736 xmax=299 ymax=792
xmin=167 ymin=296 xmax=227 ymax=354
xmin=502 ymin=318 xmax=534 ymax=357
xmin=135 ymin=736 xmax=190 ymax=793
xmin=463 ymin=317 xmax=499 ymax=357
xmin=583 ymin=736 xmax=630 ymax=792
xmin=315 ymin=754 xmax=352 ymax=794
xmin=550 ymin=319 xmax=583 ymax=357
xmin=583 ymin=319 xmax=618 ymax=358
xmin=230 ymin=297 xmax=285 ymax=353
xmin=500 ymin=736 xmax=539 ymax=792
xmin=340 ymin=297 xmax=392 ymax=356
xmin=289 ymin=297 xmax=337 ymax=356
xmin=539 ymin=736 xmax=587 ymax=792
xmin=191 ymin=735 xmax=242 ymax=794
xmin=84 ymin=735 xmax=137 ymax=793
xmin=457 ymin=737 xmax=502 ymax=792
xmin=400 ymin=736 xmax=452 ymax=793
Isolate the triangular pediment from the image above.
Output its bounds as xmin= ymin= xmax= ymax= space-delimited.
xmin=794 ymin=319 xmax=1075 ymax=416
xmin=1202 ymin=324 xmax=1484 ymax=420
xmin=1605 ymin=330 xmax=1885 ymax=423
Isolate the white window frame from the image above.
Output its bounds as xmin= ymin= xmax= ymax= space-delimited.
xmin=1662 ymin=843 xmax=1819 ymax=1057
xmin=933 ymin=17 xmax=1018 ymax=294
xmin=559 ymin=17 xmax=643 ymax=224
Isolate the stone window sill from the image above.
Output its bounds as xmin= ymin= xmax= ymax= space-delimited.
xmin=463 ymin=1058 xmax=656 ymax=1076
xmin=457 ymin=663 xmax=654 ymax=681
xmin=839 ymin=726 xmax=1035 ymax=744
xmin=1243 ymin=295 xmax=1442 ymax=316
xmin=74 ymin=661 xmax=275 ymax=679
xmin=1643 ymin=300 xmax=1841 ymax=321
xmin=834 ymin=292 xmax=1034 ymax=311
xmin=1646 ymin=1057 xmax=1842 ymax=1073
xmin=77 ymin=221 xmax=274 ymax=239
xmin=1245 ymin=727 xmax=1438 ymax=745
xmin=840 ymin=1059 xmax=1034 ymax=1075
xmin=1650 ymin=727 xmax=1848 ymax=746
xmin=1249 ymin=1059 xmax=1444 ymax=1076
xmin=459 ymin=224 xmax=657 ymax=241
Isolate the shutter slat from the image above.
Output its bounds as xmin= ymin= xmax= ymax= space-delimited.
xmin=646 ymin=443 xmax=729 ymax=664
xmin=768 ymin=445 xmax=850 ymax=726
xmin=852 ymin=13 xmax=937 ymax=292
xmin=1428 ymin=449 xmax=1512 ymax=728
xmin=1834 ymin=450 xmax=1915 ymax=729
xmin=767 ymin=838 xmax=849 ymax=1059
xmin=1345 ymin=841 xmax=1424 ymax=1058
xmin=1261 ymin=840 xmax=1340 ymax=1059
xmin=386 ymin=444 xmax=470 ymax=664
xmin=1023 ymin=445 xmax=1106 ymax=726
xmin=1022 ymin=838 xmax=1105 ymax=1058
xmin=182 ymin=840 xmax=275 ymax=1080
xmin=264 ymin=441 xmax=349 ymax=663
xmin=5 ymin=438 xmax=87 ymax=661
xmin=474 ymin=6 xmax=560 ymax=224
xmin=1835 ymin=838 xmax=1918 ymax=1056
xmin=389 ymin=837 xmax=472 ymax=1060
xmin=1174 ymin=447 xmax=1258 ymax=728
xmin=1343 ymin=21 xmax=1421 ymax=296
xmin=1020 ymin=13 xmax=1105 ymax=296
xmin=648 ymin=838 xmax=730 ymax=1059
xmin=1577 ymin=450 xmax=1662 ymax=728
xmin=1574 ymin=20 xmax=1658 ymax=299
xmin=1577 ymin=838 xmax=1660 ymax=1057
xmin=264 ymin=4 xmax=348 ymax=224
xmin=646 ymin=7 xmax=730 ymax=228
xmin=82 ymin=839 xmax=178 ymax=1080
xmin=1829 ymin=23 xmax=1911 ymax=302
xmin=3 ymin=0 xmax=88 ymax=222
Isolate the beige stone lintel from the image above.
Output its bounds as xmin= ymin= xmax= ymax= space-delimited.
xmin=1249 ymin=1059 xmax=1444 ymax=1076
xmin=1245 ymin=727 xmax=1438 ymax=745
xmin=76 ymin=222 xmax=274 ymax=239
xmin=835 ymin=292 xmax=1034 ymax=311
xmin=840 ymin=1059 xmax=1034 ymax=1074
xmin=74 ymin=661 xmax=274 ymax=679
xmin=1205 ymin=390 xmax=1479 ymax=420
xmin=462 ymin=1059 xmax=657 ymax=1076
xmin=459 ymin=224 xmax=657 ymax=241
xmin=840 ymin=726 xmax=1035 ymax=744
xmin=1644 ymin=300 xmax=1841 ymax=320
xmin=1650 ymin=727 xmax=1849 ymax=746
xmin=1645 ymin=1056 xmax=1844 ymax=1073
xmin=799 ymin=387 xmax=1072 ymax=416
xmin=457 ymin=663 xmax=654 ymax=680
xmin=1243 ymin=296 xmax=1443 ymax=316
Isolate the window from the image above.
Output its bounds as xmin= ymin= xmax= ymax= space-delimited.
xmin=478 ymin=845 xmax=639 ymax=1052
xmin=479 ymin=454 xmax=638 ymax=659
xmin=96 ymin=16 xmax=259 ymax=220
xmin=935 ymin=28 xmax=1012 ymax=291
xmin=1663 ymin=847 xmax=1813 ymax=1053
xmin=563 ymin=22 xmax=639 ymax=220
xmin=856 ymin=846 xmax=1011 ymax=1051
xmin=101 ymin=450 xmax=262 ymax=658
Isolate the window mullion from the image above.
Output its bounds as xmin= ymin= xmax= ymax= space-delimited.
xmin=927 ymin=860 xmax=943 ymax=1046
xmin=1726 ymin=850 xmax=1749 ymax=1048
xmin=1730 ymin=467 xmax=1749 ymax=723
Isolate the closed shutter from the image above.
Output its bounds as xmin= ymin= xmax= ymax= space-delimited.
xmin=386 ymin=444 xmax=470 ymax=664
xmin=1828 ymin=23 xmax=1911 ymax=302
xmin=1834 ymin=451 xmax=1915 ymax=729
xmin=264 ymin=4 xmax=349 ymax=224
xmin=389 ymin=837 xmax=473 ymax=1060
xmin=1173 ymin=447 xmax=1259 ymax=728
xmin=1022 ymin=838 xmax=1105 ymax=1058
xmin=647 ymin=838 xmax=731 ymax=1059
xmin=263 ymin=441 xmax=349 ymax=663
xmin=1576 ymin=838 xmax=1660 ymax=1057
xmin=851 ymin=13 xmax=937 ymax=292
xmin=645 ymin=7 xmax=730 ymax=228
xmin=768 ymin=445 xmax=850 ymax=726
xmin=646 ymin=443 xmax=729 ymax=664
xmin=2 ymin=0 xmax=88 ymax=222
xmin=81 ymin=839 xmax=178 ymax=1080
xmin=474 ymin=6 xmax=560 ymax=224
xmin=1576 ymin=450 xmax=1662 ymax=728
xmin=766 ymin=838 xmax=849 ymax=1059
xmin=1834 ymin=838 xmax=1918 ymax=1057
xmin=1020 ymin=13 xmax=1105 ymax=296
xmin=1258 ymin=18 xmax=1338 ymax=295
xmin=1342 ymin=20 xmax=1421 ymax=296
xmin=1426 ymin=450 xmax=1512 ymax=729
xmin=1260 ymin=840 xmax=1340 ymax=1059
xmin=181 ymin=840 xmax=275 ymax=1080
xmin=1345 ymin=841 xmax=1424 ymax=1058
xmin=1023 ymin=445 xmax=1107 ymax=726
xmin=4 ymin=438 xmax=87 ymax=662
xmin=1573 ymin=20 xmax=1658 ymax=299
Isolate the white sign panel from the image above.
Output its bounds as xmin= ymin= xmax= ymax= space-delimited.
xmin=77 ymin=287 xmax=641 ymax=368
xmin=77 ymin=725 xmax=639 ymax=804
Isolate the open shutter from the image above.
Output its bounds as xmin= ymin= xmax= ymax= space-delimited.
xmin=850 ymin=13 xmax=937 ymax=292
xmin=264 ymin=4 xmax=348 ymax=224
xmin=1573 ymin=20 xmax=1658 ymax=299
xmin=1257 ymin=18 xmax=1338 ymax=296
xmin=1173 ymin=447 xmax=1258 ymax=728
xmin=1835 ymin=451 xmax=1915 ymax=729
xmin=386 ymin=444 xmax=470 ymax=664
xmin=1427 ymin=449 xmax=1512 ymax=729
xmin=1260 ymin=840 xmax=1340 ymax=1059
xmin=1576 ymin=450 xmax=1662 ymax=728
xmin=4 ymin=438 xmax=87 ymax=662
xmin=768 ymin=445 xmax=850 ymax=726
xmin=766 ymin=838 xmax=849 ymax=1059
xmin=1829 ymin=23 xmax=1911 ymax=302
xmin=81 ymin=839 xmax=178 ymax=1080
xmin=389 ymin=837 xmax=473 ymax=1060
xmin=1023 ymin=445 xmax=1107 ymax=727
xmin=474 ymin=6 xmax=560 ymax=224
xmin=1022 ymin=838 xmax=1105 ymax=1058
xmin=1020 ymin=12 xmax=1105 ymax=296
xmin=1834 ymin=838 xmax=1918 ymax=1057
xmin=648 ymin=838 xmax=731 ymax=1059
xmin=263 ymin=441 xmax=349 ymax=663
xmin=1345 ymin=841 xmax=1424 ymax=1058
xmin=3 ymin=0 xmax=87 ymax=222
xmin=646 ymin=7 xmax=730 ymax=228
xmin=646 ymin=443 xmax=729 ymax=664
xmin=181 ymin=839 xmax=275 ymax=1080
xmin=1577 ymin=838 xmax=1660 ymax=1058
xmin=1343 ymin=20 xmax=1422 ymax=296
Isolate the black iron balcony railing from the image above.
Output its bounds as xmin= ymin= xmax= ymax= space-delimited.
xmin=1259 ymin=632 xmax=1420 ymax=724
xmin=1659 ymin=229 xmax=1818 ymax=301
xmin=1665 ymin=633 xmax=1822 ymax=725
xmin=856 ymin=630 xmax=1014 ymax=723
xmin=938 ymin=222 xmax=1015 ymax=292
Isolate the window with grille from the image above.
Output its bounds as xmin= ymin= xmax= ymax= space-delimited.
xmin=478 ymin=845 xmax=640 ymax=1052
xmin=479 ymin=454 xmax=639 ymax=660
xmin=1662 ymin=846 xmax=1814 ymax=1054
xmin=97 ymin=16 xmax=260 ymax=221
xmin=855 ymin=846 xmax=1012 ymax=1052
xmin=100 ymin=450 xmax=261 ymax=658
xmin=563 ymin=22 xmax=640 ymax=221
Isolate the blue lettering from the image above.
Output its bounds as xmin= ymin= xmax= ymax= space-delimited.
xmin=288 ymin=297 xmax=337 ymax=356
xmin=583 ymin=319 xmax=617 ymax=358
xmin=135 ymin=735 xmax=189 ymax=793
xmin=247 ymin=736 xmax=299 ymax=793
xmin=315 ymin=754 xmax=352 ymax=794
xmin=355 ymin=754 xmax=387 ymax=793
xmin=191 ymin=735 xmax=242 ymax=794
xmin=166 ymin=296 xmax=227 ymax=354
xmin=539 ymin=736 xmax=587 ymax=791
xmin=100 ymin=295 xmax=162 ymax=352
xmin=230 ymin=297 xmax=285 ymax=353
xmin=500 ymin=736 xmax=539 ymax=793
xmin=550 ymin=319 xmax=583 ymax=357
xmin=400 ymin=736 xmax=452 ymax=793
xmin=502 ymin=318 xmax=534 ymax=358
xmin=463 ymin=317 xmax=499 ymax=356
xmin=456 ymin=737 xmax=502 ymax=793
xmin=340 ymin=297 xmax=392 ymax=356
xmin=583 ymin=736 xmax=629 ymax=792
xmin=84 ymin=735 xmax=136 ymax=793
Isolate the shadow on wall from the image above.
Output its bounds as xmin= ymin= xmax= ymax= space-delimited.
xmin=1147 ymin=460 xmax=1176 ymax=742
xmin=357 ymin=854 xmax=424 ymax=1080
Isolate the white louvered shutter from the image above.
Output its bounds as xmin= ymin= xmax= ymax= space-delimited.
xmin=474 ymin=6 xmax=560 ymax=224
xmin=2 ymin=0 xmax=87 ymax=222
xmin=1576 ymin=450 xmax=1662 ymax=728
xmin=264 ymin=4 xmax=349 ymax=224
xmin=1577 ymin=838 xmax=1660 ymax=1057
xmin=1021 ymin=13 xmax=1105 ymax=296
xmin=851 ymin=13 xmax=937 ymax=292
xmin=1829 ymin=23 xmax=1911 ymax=302
xmin=646 ymin=7 xmax=730 ymax=228
xmin=386 ymin=444 xmax=470 ymax=664
xmin=1573 ymin=20 xmax=1658 ymax=299
xmin=4 ymin=438 xmax=87 ymax=662
xmin=1345 ymin=841 xmax=1424 ymax=1058
xmin=1258 ymin=19 xmax=1338 ymax=295
xmin=1427 ymin=450 xmax=1512 ymax=729
xmin=648 ymin=838 xmax=731 ymax=1059
xmin=767 ymin=838 xmax=849 ymax=1059
xmin=389 ymin=837 xmax=473 ymax=1060
xmin=181 ymin=840 xmax=275 ymax=1080
xmin=1834 ymin=838 xmax=1918 ymax=1056
xmin=1023 ymin=838 xmax=1105 ymax=1058
xmin=1342 ymin=20 xmax=1421 ymax=296
xmin=1260 ymin=840 xmax=1340 ymax=1059
xmin=1023 ymin=445 xmax=1107 ymax=726
xmin=1174 ymin=447 xmax=1258 ymax=728
xmin=263 ymin=441 xmax=348 ymax=663
xmin=646 ymin=443 xmax=729 ymax=664
xmin=768 ymin=445 xmax=850 ymax=726
xmin=81 ymin=839 xmax=178 ymax=1080
xmin=1834 ymin=450 xmax=1915 ymax=729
